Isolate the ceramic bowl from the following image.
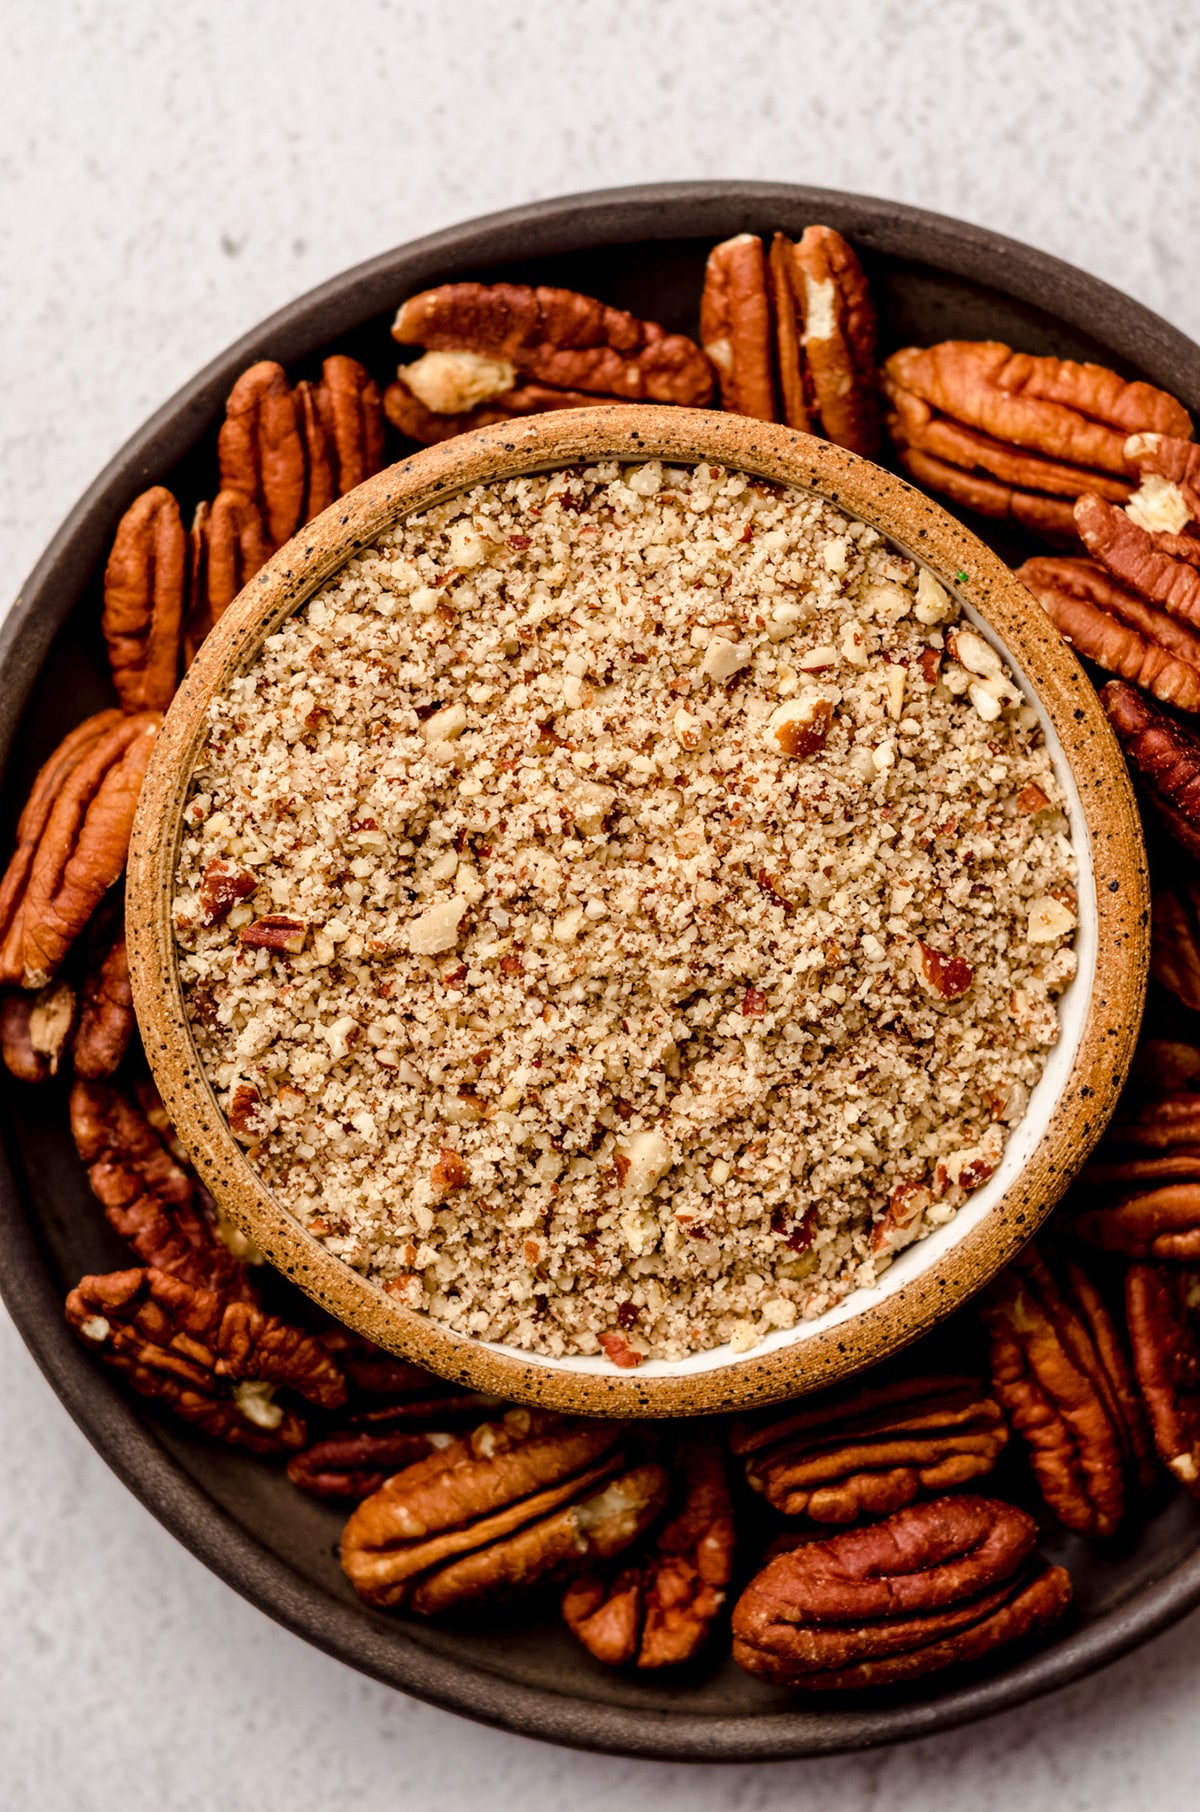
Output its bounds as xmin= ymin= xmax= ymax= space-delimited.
xmin=126 ymin=402 xmax=1148 ymax=1416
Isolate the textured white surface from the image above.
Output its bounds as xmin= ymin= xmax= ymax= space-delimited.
xmin=3 ymin=2 xmax=1200 ymax=1806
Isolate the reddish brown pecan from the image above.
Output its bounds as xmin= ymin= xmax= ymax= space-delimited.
xmin=1124 ymin=430 xmax=1200 ymax=525
xmin=238 ymin=914 xmax=307 ymax=953
xmin=0 ymin=711 xmax=126 ymax=982
xmin=982 ymin=1246 xmax=1153 ymax=1535
xmin=384 ymin=376 xmax=606 ymax=447
xmin=894 ymin=443 xmax=1081 ymax=541
xmin=392 ymin=282 xmax=714 ymax=407
xmin=66 ymin=1266 xmax=345 ymax=1452
xmin=1077 ymin=493 xmax=1200 ymax=627
xmin=1150 ymin=883 xmax=1200 ymax=1013
xmin=789 ymin=226 xmax=879 ymax=456
xmin=217 ymin=361 xmax=307 ymax=553
xmin=1107 ymin=1088 xmax=1200 ymax=1150
xmin=340 ymin=1408 xmax=665 ymax=1613
xmin=1102 ymin=680 xmax=1200 ymax=858
xmin=1129 ymin=1037 xmax=1200 ymax=1095
xmin=562 ymin=1439 xmax=734 ymax=1669
xmin=11 ymin=712 xmax=159 ymax=990
xmin=73 ymin=920 xmax=134 ymax=1078
xmin=1075 ymin=1186 xmax=1200 ymax=1261
xmin=196 ymin=857 xmax=257 ymax=926
xmin=731 ymin=1495 xmax=1071 ymax=1690
xmin=0 ymin=981 xmax=76 ymax=1082
xmin=185 ymin=490 xmax=268 ymax=666
xmin=70 ymin=1077 xmax=254 ymax=1297
xmin=730 ymin=1375 xmax=1008 ymax=1523
xmin=314 ymin=355 xmax=386 ymax=495
xmin=700 ymin=235 xmax=777 ymax=422
xmin=102 ymin=486 xmax=187 ymax=712
xmin=1126 ymin=1262 xmax=1200 ymax=1494
xmin=917 ymin=942 xmax=974 ymax=1000
xmin=288 ymin=1428 xmax=455 ymax=1501
xmin=1018 ymin=554 xmax=1200 ymax=710
xmin=295 ymin=378 xmax=337 ymax=520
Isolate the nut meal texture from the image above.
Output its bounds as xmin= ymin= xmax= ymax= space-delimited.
xmin=172 ymin=460 xmax=1078 ymax=1363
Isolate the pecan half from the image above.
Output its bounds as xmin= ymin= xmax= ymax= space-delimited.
xmin=1124 ymin=430 xmax=1200 ymax=524
xmin=1106 ymin=1088 xmax=1200 ymax=1150
xmin=73 ymin=920 xmax=134 ymax=1079
xmin=11 ymin=712 xmax=159 ymax=990
xmin=1129 ymin=1038 xmax=1200 ymax=1094
xmin=185 ymin=490 xmax=268 ymax=665
xmin=102 ymin=487 xmax=187 ymax=711
xmin=1077 ymin=492 xmax=1200 ymax=627
xmin=217 ymin=361 xmax=306 ymax=553
xmin=730 ymin=1374 xmax=1007 ymax=1523
xmin=1150 ymin=883 xmax=1200 ymax=1012
xmin=70 ymin=1077 xmax=253 ymax=1297
xmin=384 ymin=376 xmax=605 ymax=446
xmin=0 ymin=981 xmax=76 ymax=1082
xmin=313 ymin=354 xmax=385 ymax=496
xmin=1018 ymin=554 xmax=1200 ymax=710
xmin=982 ymin=1246 xmax=1152 ymax=1534
xmin=1126 ymin=1262 xmax=1200 ymax=1494
xmin=700 ymin=235 xmax=776 ymax=421
xmin=562 ymin=1438 xmax=734 ymax=1669
xmin=1102 ymin=679 xmax=1200 ymax=858
xmin=66 ymin=1266 xmax=345 ymax=1452
xmin=288 ymin=1429 xmax=456 ymax=1502
xmin=731 ymin=1495 xmax=1071 ymax=1690
xmin=295 ymin=378 xmax=336 ymax=520
xmin=1075 ymin=1186 xmax=1200 ymax=1261
xmin=340 ymin=1408 xmax=665 ymax=1613
xmin=789 ymin=225 xmax=878 ymax=456
xmin=393 ymin=282 xmax=714 ymax=407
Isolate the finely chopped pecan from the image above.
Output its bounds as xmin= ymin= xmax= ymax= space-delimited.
xmin=66 ymin=1265 xmax=345 ymax=1452
xmin=0 ymin=981 xmax=76 ymax=1082
xmin=1017 ymin=555 xmax=1200 ymax=711
xmin=340 ymin=1408 xmax=666 ymax=1613
xmin=730 ymin=1495 xmax=1071 ymax=1690
xmin=1150 ymin=883 xmax=1200 ymax=1012
xmin=392 ymin=282 xmax=714 ymax=409
xmin=101 ymin=486 xmax=187 ymax=711
xmin=1102 ymin=680 xmax=1200 ymax=858
xmin=562 ymin=1438 xmax=734 ymax=1669
xmin=699 ymin=227 xmax=879 ymax=454
xmin=185 ymin=490 xmax=268 ymax=665
xmin=883 ymin=342 xmax=1191 ymax=542
xmin=1126 ymin=1263 xmax=1200 ymax=1493
xmin=730 ymin=1374 xmax=1008 ymax=1523
xmin=982 ymin=1247 xmax=1153 ymax=1535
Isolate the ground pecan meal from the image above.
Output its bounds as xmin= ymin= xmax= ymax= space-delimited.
xmin=172 ymin=460 xmax=1077 ymax=1362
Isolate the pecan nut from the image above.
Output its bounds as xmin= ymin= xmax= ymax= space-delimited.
xmin=185 ymin=490 xmax=268 ymax=665
xmin=562 ymin=1438 xmax=734 ymax=1669
xmin=102 ymin=486 xmax=187 ymax=711
xmin=1123 ymin=431 xmax=1200 ymax=542
xmin=1018 ymin=554 xmax=1200 ymax=711
xmin=217 ymin=360 xmax=307 ymax=553
xmin=66 ymin=1265 xmax=346 ymax=1452
xmin=1076 ymin=492 xmax=1200 ymax=626
xmin=0 ymin=981 xmax=76 ymax=1082
xmin=730 ymin=1374 xmax=1007 ymax=1523
xmin=1075 ymin=1186 xmax=1200 ymax=1261
xmin=1149 ymin=883 xmax=1200 ymax=1013
xmin=700 ymin=234 xmax=776 ymax=422
xmin=384 ymin=376 xmax=602 ymax=446
xmin=312 ymin=354 xmax=386 ymax=496
xmin=392 ymin=282 xmax=714 ymax=409
xmin=730 ymin=1495 xmax=1071 ymax=1690
xmin=982 ymin=1246 xmax=1153 ymax=1535
xmin=72 ymin=920 xmax=134 ymax=1079
xmin=1101 ymin=679 xmax=1200 ymax=859
xmin=339 ymin=1408 xmax=666 ymax=1613
xmin=1126 ymin=1262 xmax=1200 ymax=1493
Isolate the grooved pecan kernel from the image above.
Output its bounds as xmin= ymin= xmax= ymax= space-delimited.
xmin=385 ymin=375 xmax=606 ymax=446
xmin=1019 ymin=554 xmax=1200 ymax=709
xmin=982 ymin=1246 xmax=1152 ymax=1534
xmin=393 ymin=282 xmax=714 ymax=407
xmin=1101 ymin=680 xmax=1200 ymax=859
xmin=1150 ymin=884 xmax=1200 ymax=1012
xmin=1075 ymin=1186 xmax=1200 ymax=1261
xmin=700 ymin=235 xmax=777 ymax=421
xmin=1129 ymin=1039 xmax=1200 ymax=1094
xmin=0 ymin=981 xmax=76 ymax=1083
xmin=1019 ymin=557 xmax=1200 ymax=667
xmin=769 ymin=232 xmax=809 ymax=432
xmin=0 ymin=711 xmax=125 ymax=983
xmin=1077 ymin=493 xmax=1200 ymax=627
xmin=66 ymin=1265 xmax=345 ymax=1452
xmin=19 ymin=712 xmax=160 ymax=990
xmin=315 ymin=354 xmax=385 ymax=496
xmin=102 ymin=486 xmax=187 ymax=711
xmin=1126 ymin=1262 xmax=1200 ymax=1493
xmin=72 ymin=922 xmax=134 ymax=1079
xmin=217 ymin=361 xmax=306 ymax=552
xmin=790 ymin=225 xmax=879 ymax=457
xmin=185 ymin=491 xmax=268 ymax=666
xmin=893 ymin=444 xmax=1081 ymax=541
xmin=730 ymin=1375 xmax=1008 ymax=1523
xmin=340 ymin=1408 xmax=665 ymax=1612
xmin=1108 ymin=1088 xmax=1200 ymax=1150
xmin=889 ymin=387 xmax=1134 ymax=506
xmin=562 ymin=1439 xmax=734 ymax=1669
xmin=730 ymin=1495 xmax=1071 ymax=1690
xmin=70 ymin=1077 xmax=254 ymax=1298
xmin=295 ymin=378 xmax=337 ymax=520
xmin=288 ymin=1429 xmax=455 ymax=1502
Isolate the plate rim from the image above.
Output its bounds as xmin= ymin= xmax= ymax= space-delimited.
xmin=4 ymin=178 xmax=1200 ymax=1760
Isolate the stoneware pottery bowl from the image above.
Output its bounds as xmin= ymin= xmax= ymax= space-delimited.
xmin=126 ymin=403 xmax=1148 ymax=1418
xmin=4 ymin=183 xmax=1199 ymax=1759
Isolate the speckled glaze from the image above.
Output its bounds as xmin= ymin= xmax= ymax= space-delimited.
xmin=127 ymin=405 xmax=1148 ymax=1416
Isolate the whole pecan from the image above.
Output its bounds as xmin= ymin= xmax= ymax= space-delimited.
xmin=340 ymin=1408 xmax=666 ymax=1613
xmin=731 ymin=1495 xmax=1071 ymax=1690
xmin=1077 ymin=492 xmax=1200 ymax=626
xmin=66 ymin=1265 xmax=345 ymax=1453
xmin=217 ymin=361 xmax=307 ymax=552
xmin=730 ymin=1374 xmax=1007 ymax=1524
xmin=1018 ymin=554 xmax=1200 ymax=711
xmin=2 ymin=712 xmax=160 ymax=990
xmin=562 ymin=1438 xmax=734 ymax=1669
xmin=0 ymin=981 xmax=76 ymax=1082
xmin=393 ymin=282 xmax=714 ymax=408
xmin=1102 ymin=679 xmax=1200 ymax=859
xmin=72 ymin=921 xmax=134 ymax=1079
xmin=1149 ymin=883 xmax=1200 ymax=1013
xmin=700 ymin=227 xmax=879 ymax=455
xmin=102 ymin=486 xmax=187 ymax=711
xmin=70 ymin=1076 xmax=253 ymax=1298
xmin=883 ymin=342 xmax=1190 ymax=543
xmin=982 ymin=1246 xmax=1153 ymax=1535
xmin=1126 ymin=1262 xmax=1200 ymax=1494
xmin=185 ymin=490 xmax=268 ymax=665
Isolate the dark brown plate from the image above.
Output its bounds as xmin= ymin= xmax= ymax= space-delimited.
xmin=3 ymin=181 xmax=1199 ymax=1761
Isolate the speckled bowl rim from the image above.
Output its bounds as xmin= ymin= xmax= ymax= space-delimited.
xmin=126 ymin=403 xmax=1148 ymax=1415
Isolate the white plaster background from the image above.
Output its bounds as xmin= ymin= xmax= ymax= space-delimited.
xmin=3 ymin=2 xmax=1199 ymax=1806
